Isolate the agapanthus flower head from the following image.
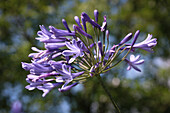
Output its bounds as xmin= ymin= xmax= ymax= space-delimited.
xmin=22 ymin=10 xmax=157 ymax=97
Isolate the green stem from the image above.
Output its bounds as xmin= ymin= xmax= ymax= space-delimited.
xmin=96 ymin=74 xmax=121 ymax=113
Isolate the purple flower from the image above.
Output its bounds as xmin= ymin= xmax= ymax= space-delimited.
xmin=31 ymin=62 xmax=54 ymax=74
xmin=125 ymin=55 xmax=144 ymax=72
xmin=89 ymin=42 xmax=96 ymax=48
xmin=81 ymin=16 xmax=87 ymax=32
xmin=127 ymin=34 xmax=157 ymax=52
xmin=74 ymin=16 xmax=82 ymax=29
xmin=49 ymin=26 xmax=75 ymax=37
xmin=37 ymin=25 xmax=68 ymax=43
xmin=37 ymin=83 xmax=63 ymax=97
xmin=22 ymin=61 xmax=54 ymax=74
xmin=119 ymin=33 xmax=133 ymax=45
xmin=28 ymin=47 xmax=55 ymax=63
xmin=81 ymin=12 xmax=101 ymax=29
xmin=94 ymin=9 xmax=99 ymax=22
xmin=37 ymin=25 xmax=68 ymax=44
xmin=28 ymin=47 xmax=47 ymax=58
xmin=49 ymin=60 xmax=65 ymax=70
xmin=37 ymin=25 xmax=52 ymax=38
xmin=56 ymin=64 xmax=79 ymax=82
xmin=25 ymin=78 xmax=54 ymax=90
xmin=21 ymin=62 xmax=33 ymax=71
xmin=45 ymin=42 xmax=66 ymax=51
xmin=56 ymin=64 xmax=84 ymax=92
xmin=28 ymin=47 xmax=63 ymax=64
xmin=74 ymin=25 xmax=92 ymax=39
xmin=27 ymin=72 xmax=58 ymax=82
xmin=62 ymin=39 xmax=85 ymax=63
xmin=132 ymin=30 xmax=140 ymax=46
xmin=98 ymin=41 xmax=103 ymax=56
xmin=58 ymin=82 xmax=78 ymax=92
xmin=62 ymin=19 xmax=71 ymax=33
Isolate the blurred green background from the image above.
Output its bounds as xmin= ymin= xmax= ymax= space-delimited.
xmin=0 ymin=0 xmax=170 ymax=113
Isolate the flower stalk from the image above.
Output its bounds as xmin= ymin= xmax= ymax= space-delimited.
xmin=96 ymin=74 xmax=121 ymax=113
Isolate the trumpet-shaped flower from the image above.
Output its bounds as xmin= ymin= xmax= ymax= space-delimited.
xmin=37 ymin=83 xmax=63 ymax=97
xmin=56 ymin=64 xmax=84 ymax=92
xmin=125 ymin=55 xmax=144 ymax=72
xmin=62 ymin=39 xmax=85 ymax=63
xmin=126 ymin=33 xmax=157 ymax=52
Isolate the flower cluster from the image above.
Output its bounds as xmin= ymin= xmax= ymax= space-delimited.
xmin=22 ymin=10 xmax=157 ymax=97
